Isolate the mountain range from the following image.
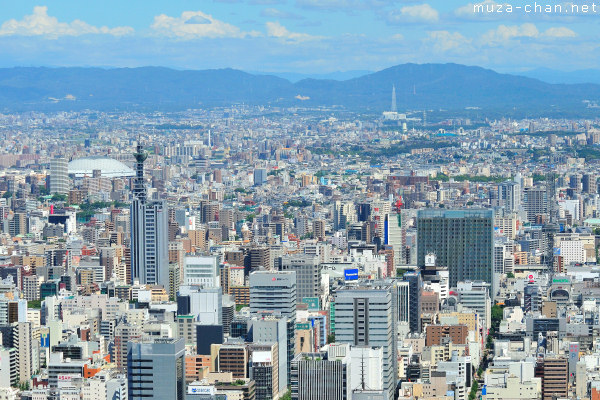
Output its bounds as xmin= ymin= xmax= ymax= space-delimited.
xmin=1 ymin=63 xmax=599 ymax=115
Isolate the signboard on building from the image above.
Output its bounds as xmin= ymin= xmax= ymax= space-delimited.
xmin=344 ymin=268 xmax=359 ymax=281
xmin=302 ymin=297 xmax=320 ymax=310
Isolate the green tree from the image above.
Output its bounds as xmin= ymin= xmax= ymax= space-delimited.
xmin=51 ymin=193 xmax=67 ymax=202
xmin=280 ymin=389 xmax=292 ymax=400
xmin=468 ymin=381 xmax=479 ymax=400
xmin=327 ymin=334 xmax=335 ymax=344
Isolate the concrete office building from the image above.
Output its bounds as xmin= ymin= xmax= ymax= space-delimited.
xmin=183 ymin=256 xmax=219 ymax=287
xmin=250 ymin=270 xmax=296 ymax=385
xmin=290 ymin=350 xmax=350 ymax=400
xmin=524 ymin=187 xmax=548 ymax=223
xmin=279 ymin=255 xmax=320 ymax=301
xmin=249 ymin=314 xmax=288 ymax=393
xmin=178 ymin=285 xmax=222 ymax=325
xmin=417 ymin=209 xmax=494 ymax=289
xmin=127 ymin=338 xmax=185 ymax=400
xmin=334 ymin=282 xmax=398 ymax=400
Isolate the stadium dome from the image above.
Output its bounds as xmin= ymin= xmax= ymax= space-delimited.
xmin=68 ymin=156 xmax=135 ymax=178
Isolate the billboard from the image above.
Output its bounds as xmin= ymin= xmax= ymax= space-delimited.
xmin=344 ymin=268 xmax=359 ymax=281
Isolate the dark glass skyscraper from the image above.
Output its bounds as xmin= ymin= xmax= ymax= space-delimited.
xmin=417 ymin=209 xmax=494 ymax=289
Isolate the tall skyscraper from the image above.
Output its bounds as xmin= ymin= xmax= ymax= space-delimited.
xmin=524 ymin=187 xmax=548 ymax=223
xmin=417 ymin=209 xmax=494 ymax=289
xmin=130 ymin=144 xmax=169 ymax=292
xmin=127 ymin=338 xmax=185 ymax=400
xmin=49 ymin=157 xmax=69 ymax=195
xmin=334 ymin=282 xmax=398 ymax=400
xmin=250 ymin=270 xmax=297 ymax=384
xmin=496 ymin=181 xmax=521 ymax=213
xmin=403 ymin=272 xmax=422 ymax=333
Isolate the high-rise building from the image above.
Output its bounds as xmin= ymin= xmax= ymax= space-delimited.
xmin=333 ymin=201 xmax=356 ymax=231
xmin=403 ymin=272 xmax=422 ymax=334
xmin=254 ymin=168 xmax=268 ymax=186
xmin=524 ymin=282 xmax=541 ymax=314
xmin=13 ymin=322 xmax=34 ymax=385
xmin=49 ymin=157 xmax=69 ymax=195
xmin=312 ymin=219 xmax=325 ymax=241
xmin=496 ymin=181 xmax=521 ymax=213
xmin=538 ymin=357 xmax=568 ymax=400
xmin=127 ymin=338 xmax=185 ymax=400
xmin=290 ymin=349 xmax=350 ymax=400
xmin=279 ymin=255 xmax=320 ymax=301
xmin=250 ymin=270 xmax=296 ymax=384
xmin=130 ymin=144 xmax=169 ymax=293
xmin=334 ymin=282 xmax=398 ymax=400
xmin=114 ymin=322 xmax=142 ymax=372
xmin=0 ymin=347 xmax=17 ymax=388
xmin=524 ymin=187 xmax=548 ymax=223
xmin=249 ymin=314 xmax=288 ymax=393
xmin=417 ymin=209 xmax=494 ymax=289
xmin=183 ymin=256 xmax=219 ymax=286
xmin=397 ymin=281 xmax=410 ymax=325
xmin=82 ymin=370 xmax=128 ymax=400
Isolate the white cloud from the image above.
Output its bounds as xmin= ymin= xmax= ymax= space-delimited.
xmin=482 ymin=23 xmax=577 ymax=45
xmin=261 ymin=8 xmax=304 ymax=19
xmin=265 ymin=21 xmax=322 ymax=42
xmin=0 ymin=6 xmax=133 ymax=38
xmin=151 ymin=11 xmax=256 ymax=39
xmin=425 ymin=31 xmax=473 ymax=53
xmin=454 ymin=0 xmax=507 ymax=19
xmin=400 ymin=4 xmax=439 ymax=23
xmin=544 ymin=26 xmax=577 ymax=38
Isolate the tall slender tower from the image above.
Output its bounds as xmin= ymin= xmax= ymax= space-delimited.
xmin=391 ymin=85 xmax=397 ymax=113
xmin=130 ymin=143 xmax=169 ymax=293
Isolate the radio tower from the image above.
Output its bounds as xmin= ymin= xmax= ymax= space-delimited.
xmin=391 ymin=85 xmax=397 ymax=112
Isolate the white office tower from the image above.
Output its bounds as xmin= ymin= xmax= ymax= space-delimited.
xmin=334 ymin=282 xmax=398 ymax=400
xmin=183 ymin=256 xmax=219 ymax=286
xmin=130 ymin=144 xmax=169 ymax=293
xmin=50 ymin=157 xmax=69 ymax=195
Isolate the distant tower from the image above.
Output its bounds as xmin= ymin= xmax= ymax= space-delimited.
xmin=208 ymin=130 xmax=211 ymax=148
xmin=391 ymin=85 xmax=397 ymax=113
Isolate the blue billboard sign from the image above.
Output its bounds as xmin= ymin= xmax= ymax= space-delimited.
xmin=344 ymin=268 xmax=359 ymax=281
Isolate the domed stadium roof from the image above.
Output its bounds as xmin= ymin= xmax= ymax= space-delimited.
xmin=68 ymin=156 xmax=135 ymax=178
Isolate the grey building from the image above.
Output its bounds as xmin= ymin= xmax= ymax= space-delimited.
xmin=291 ymin=352 xmax=349 ymax=400
xmin=250 ymin=270 xmax=296 ymax=385
xmin=249 ymin=314 xmax=288 ymax=393
xmin=334 ymin=282 xmax=398 ymax=400
xmin=417 ymin=209 xmax=494 ymax=289
xmin=403 ymin=272 xmax=422 ymax=333
xmin=279 ymin=255 xmax=320 ymax=300
xmin=49 ymin=157 xmax=69 ymax=195
xmin=130 ymin=144 xmax=170 ymax=293
xmin=127 ymin=338 xmax=185 ymax=400
xmin=523 ymin=187 xmax=548 ymax=223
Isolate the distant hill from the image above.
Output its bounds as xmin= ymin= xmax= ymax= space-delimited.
xmin=1 ymin=63 xmax=600 ymax=114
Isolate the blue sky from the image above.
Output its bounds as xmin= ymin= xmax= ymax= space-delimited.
xmin=0 ymin=0 xmax=598 ymax=73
